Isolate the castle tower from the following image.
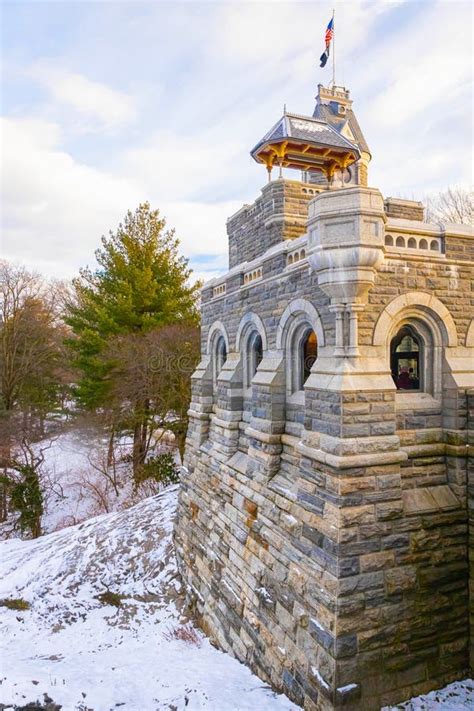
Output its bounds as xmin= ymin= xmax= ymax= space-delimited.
xmin=312 ymin=84 xmax=371 ymax=187
xmin=175 ymin=83 xmax=474 ymax=710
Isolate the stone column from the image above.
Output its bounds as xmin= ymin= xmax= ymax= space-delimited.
xmin=245 ymin=352 xmax=286 ymax=481
xmin=347 ymin=304 xmax=365 ymax=357
xmin=183 ymin=357 xmax=213 ymax=471
xmin=210 ymin=352 xmax=243 ymax=459
xmin=329 ymin=304 xmax=346 ymax=357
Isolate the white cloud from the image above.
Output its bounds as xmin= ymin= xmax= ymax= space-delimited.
xmin=1 ymin=117 xmax=142 ymax=275
xmin=0 ymin=117 xmax=235 ymax=280
xmin=1 ymin=0 xmax=472 ymax=285
xmin=30 ymin=63 xmax=137 ymax=130
xmin=366 ymin=2 xmax=472 ymax=127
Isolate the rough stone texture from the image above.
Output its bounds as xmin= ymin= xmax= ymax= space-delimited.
xmin=227 ymin=180 xmax=323 ymax=269
xmin=468 ymin=390 xmax=474 ymax=671
xmin=175 ymin=180 xmax=474 ymax=711
xmin=384 ymin=197 xmax=424 ymax=222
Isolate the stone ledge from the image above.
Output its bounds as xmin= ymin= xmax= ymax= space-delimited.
xmin=228 ymin=452 xmax=250 ymax=475
xmin=402 ymin=443 xmax=446 ymax=458
xmin=210 ymin=414 xmax=241 ymax=430
xmin=188 ymin=408 xmax=211 ymax=420
xmin=245 ymin=426 xmax=282 ymax=444
xmin=320 ymin=433 xmax=401 ymax=456
xmin=296 ymin=441 xmax=407 ymax=469
xmin=402 ymin=485 xmax=460 ymax=515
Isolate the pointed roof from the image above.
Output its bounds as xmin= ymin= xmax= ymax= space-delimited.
xmin=254 ymin=111 xmax=358 ymax=153
xmin=313 ymin=84 xmax=370 ymax=156
xmin=251 ymin=111 xmax=360 ymax=177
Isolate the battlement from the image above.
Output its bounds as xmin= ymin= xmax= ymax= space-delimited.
xmin=226 ymin=181 xmax=473 ymax=275
xmin=384 ymin=197 xmax=424 ymax=221
xmin=227 ymin=179 xmax=322 ymax=269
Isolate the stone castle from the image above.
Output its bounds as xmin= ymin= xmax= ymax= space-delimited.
xmin=174 ymin=83 xmax=474 ymax=710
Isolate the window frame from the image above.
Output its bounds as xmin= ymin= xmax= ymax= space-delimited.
xmin=286 ymin=319 xmax=318 ymax=397
xmin=390 ymin=325 xmax=423 ymax=392
xmin=245 ymin=331 xmax=263 ymax=390
xmin=214 ymin=334 xmax=227 ymax=386
xmin=388 ymin=317 xmax=442 ymax=403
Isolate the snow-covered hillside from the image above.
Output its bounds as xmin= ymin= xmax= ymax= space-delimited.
xmin=1 ymin=480 xmax=473 ymax=711
xmin=0 ymin=486 xmax=298 ymax=711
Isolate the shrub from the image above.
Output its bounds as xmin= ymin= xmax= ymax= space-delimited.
xmin=135 ymin=451 xmax=180 ymax=488
xmin=95 ymin=591 xmax=124 ymax=607
xmin=0 ymin=597 xmax=30 ymax=611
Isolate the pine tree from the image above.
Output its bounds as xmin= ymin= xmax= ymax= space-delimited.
xmin=66 ymin=203 xmax=200 ymax=475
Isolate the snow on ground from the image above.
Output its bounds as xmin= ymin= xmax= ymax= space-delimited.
xmin=38 ymin=428 xmax=105 ymax=532
xmin=0 ymin=485 xmax=298 ymax=710
xmin=383 ymin=679 xmax=474 ymax=710
xmin=1 ymin=430 xmax=472 ymax=710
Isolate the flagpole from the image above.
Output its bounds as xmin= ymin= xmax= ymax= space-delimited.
xmin=332 ymin=8 xmax=336 ymax=87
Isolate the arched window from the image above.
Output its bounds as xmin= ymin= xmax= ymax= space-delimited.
xmin=419 ymin=238 xmax=428 ymax=249
xmin=215 ymin=335 xmax=227 ymax=376
xmin=390 ymin=326 xmax=421 ymax=391
xmin=246 ymin=332 xmax=263 ymax=387
xmin=300 ymin=329 xmax=318 ymax=389
xmin=408 ymin=237 xmax=416 ymax=248
xmin=396 ymin=236 xmax=405 ymax=248
xmin=385 ymin=235 xmax=393 ymax=246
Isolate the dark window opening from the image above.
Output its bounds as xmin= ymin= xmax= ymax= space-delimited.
xmin=252 ymin=334 xmax=263 ymax=377
xmin=216 ymin=336 xmax=227 ymax=375
xmin=390 ymin=326 xmax=421 ymax=390
xmin=302 ymin=330 xmax=318 ymax=386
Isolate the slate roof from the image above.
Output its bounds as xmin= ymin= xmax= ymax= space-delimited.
xmin=252 ymin=112 xmax=359 ymax=156
xmin=313 ymin=102 xmax=370 ymax=155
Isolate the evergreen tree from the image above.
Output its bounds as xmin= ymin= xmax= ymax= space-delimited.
xmin=66 ymin=203 xmax=200 ymax=474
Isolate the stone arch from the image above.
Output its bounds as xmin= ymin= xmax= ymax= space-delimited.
xmin=235 ymin=311 xmax=268 ymax=352
xmin=236 ymin=312 xmax=268 ymax=392
xmin=466 ymin=319 xmax=474 ymax=347
xmin=373 ymin=292 xmax=458 ymax=348
xmin=206 ymin=320 xmax=230 ymax=355
xmin=276 ymin=298 xmax=325 ymax=350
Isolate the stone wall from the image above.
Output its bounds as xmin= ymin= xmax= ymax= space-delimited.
xmin=468 ymin=390 xmax=474 ymax=670
xmin=384 ymin=197 xmax=424 ymax=222
xmin=175 ymin=184 xmax=474 ymax=710
xmin=227 ymin=180 xmax=322 ymax=269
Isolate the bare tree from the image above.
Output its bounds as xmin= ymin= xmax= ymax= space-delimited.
xmin=105 ymin=324 xmax=200 ymax=476
xmin=0 ymin=261 xmax=71 ymax=435
xmin=425 ymin=186 xmax=473 ymax=225
xmin=0 ymin=261 xmax=44 ymax=413
xmin=1 ymin=434 xmax=57 ymax=538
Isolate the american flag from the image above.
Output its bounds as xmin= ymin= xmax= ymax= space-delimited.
xmin=325 ymin=17 xmax=334 ymax=47
xmin=320 ymin=16 xmax=334 ymax=67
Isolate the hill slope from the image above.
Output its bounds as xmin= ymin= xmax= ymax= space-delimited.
xmin=1 ymin=484 xmax=473 ymax=711
xmin=0 ymin=486 xmax=297 ymax=711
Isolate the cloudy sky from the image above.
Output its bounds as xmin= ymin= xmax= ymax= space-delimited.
xmin=1 ymin=0 xmax=472 ymax=283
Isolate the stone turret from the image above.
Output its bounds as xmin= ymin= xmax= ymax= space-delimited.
xmin=312 ymin=84 xmax=370 ymax=187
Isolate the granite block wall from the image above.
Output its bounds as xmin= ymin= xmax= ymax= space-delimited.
xmin=175 ymin=182 xmax=474 ymax=710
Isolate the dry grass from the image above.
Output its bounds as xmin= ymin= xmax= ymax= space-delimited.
xmin=95 ymin=591 xmax=125 ymax=608
xmin=163 ymin=622 xmax=202 ymax=647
